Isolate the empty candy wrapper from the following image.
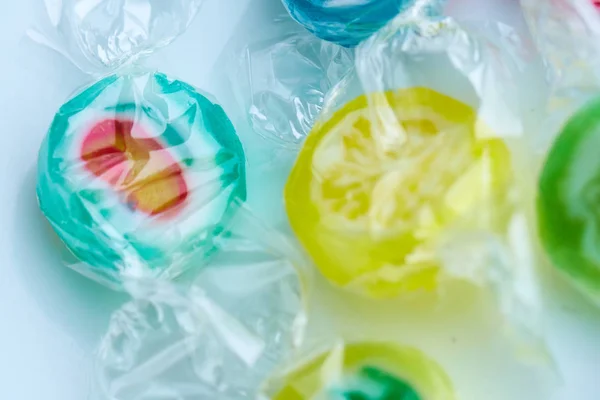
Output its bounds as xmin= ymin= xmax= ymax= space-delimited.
xmin=95 ymin=208 xmax=310 ymax=400
xmin=28 ymin=0 xmax=204 ymax=73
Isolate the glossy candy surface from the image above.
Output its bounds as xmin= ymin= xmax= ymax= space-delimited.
xmin=285 ymin=87 xmax=512 ymax=298
xmin=281 ymin=0 xmax=415 ymax=47
xmin=37 ymin=71 xmax=246 ymax=283
xmin=266 ymin=342 xmax=454 ymax=399
xmin=538 ymin=96 xmax=600 ymax=305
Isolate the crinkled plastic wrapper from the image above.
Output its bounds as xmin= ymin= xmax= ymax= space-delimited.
xmin=28 ymin=0 xmax=203 ymax=73
xmin=285 ymin=3 xmax=548 ymax=360
xmin=37 ymin=69 xmax=247 ymax=289
xmin=37 ymin=69 xmax=314 ymax=400
xmin=522 ymin=0 xmax=600 ymax=306
xmin=229 ymin=15 xmax=353 ymax=149
xmin=94 ymin=209 xmax=310 ymax=400
xmin=520 ymin=0 xmax=600 ymax=148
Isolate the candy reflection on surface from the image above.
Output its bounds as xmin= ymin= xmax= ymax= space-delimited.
xmin=36 ymin=70 xmax=246 ymax=286
xmin=262 ymin=342 xmax=454 ymax=399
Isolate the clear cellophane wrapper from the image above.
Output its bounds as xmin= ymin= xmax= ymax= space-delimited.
xmin=283 ymin=0 xmax=553 ymax=373
xmin=35 ymin=66 xmax=313 ymax=399
xmin=36 ymin=68 xmax=253 ymax=289
xmin=27 ymin=0 xmax=204 ymax=74
xmin=29 ymin=3 xmax=325 ymax=395
xmin=520 ymin=0 xmax=600 ymax=150
xmin=227 ymin=2 xmax=354 ymax=150
xmin=30 ymin=1 xmax=561 ymax=399
xmin=93 ymin=202 xmax=311 ymax=400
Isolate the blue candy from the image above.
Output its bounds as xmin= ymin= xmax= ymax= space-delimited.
xmin=282 ymin=0 xmax=415 ymax=47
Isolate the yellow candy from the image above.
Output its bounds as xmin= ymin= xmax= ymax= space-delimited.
xmin=265 ymin=342 xmax=455 ymax=400
xmin=285 ymin=87 xmax=512 ymax=298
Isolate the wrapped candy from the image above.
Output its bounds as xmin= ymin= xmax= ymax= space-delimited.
xmin=285 ymin=0 xmax=546 ymax=356
xmin=286 ymin=3 xmax=531 ymax=295
xmin=281 ymin=0 xmax=446 ymax=47
xmin=95 ymin=208 xmax=309 ymax=400
xmin=230 ymin=16 xmax=353 ymax=149
xmin=286 ymin=87 xmax=513 ymax=298
xmin=538 ymin=98 xmax=600 ymax=306
xmin=36 ymin=70 xmax=246 ymax=287
xmin=521 ymin=0 xmax=600 ymax=305
xmin=28 ymin=0 xmax=204 ymax=73
xmin=260 ymin=342 xmax=454 ymax=399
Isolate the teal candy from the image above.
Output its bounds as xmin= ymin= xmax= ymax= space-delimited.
xmin=37 ymin=71 xmax=246 ymax=284
xmin=282 ymin=0 xmax=446 ymax=47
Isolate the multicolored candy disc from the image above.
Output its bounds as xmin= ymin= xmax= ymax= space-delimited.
xmin=285 ymin=87 xmax=512 ymax=298
xmin=266 ymin=342 xmax=454 ymax=399
xmin=281 ymin=0 xmax=413 ymax=47
xmin=37 ymin=71 xmax=246 ymax=281
xmin=538 ymin=96 xmax=600 ymax=305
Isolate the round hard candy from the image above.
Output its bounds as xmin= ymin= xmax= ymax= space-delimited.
xmin=285 ymin=87 xmax=513 ymax=298
xmin=282 ymin=0 xmax=424 ymax=47
xmin=37 ymin=71 xmax=246 ymax=282
xmin=538 ymin=96 xmax=600 ymax=305
xmin=265 ymin=342 xmax=454 ymax=399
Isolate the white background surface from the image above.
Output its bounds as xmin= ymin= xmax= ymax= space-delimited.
xmin=0 ymin=0 xmax=598 ymax=399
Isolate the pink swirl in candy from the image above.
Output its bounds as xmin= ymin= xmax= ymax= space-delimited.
xmin=81 ymin=119 xmax=188 ymax=216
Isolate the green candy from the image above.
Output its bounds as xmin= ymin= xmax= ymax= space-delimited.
xmin=538 ymin=96 xmax=600 ymax=305
xmin=331 ymin=366 xmax=421 ymax=400
xmin=335 ymin=366 xmax=422 ymax=400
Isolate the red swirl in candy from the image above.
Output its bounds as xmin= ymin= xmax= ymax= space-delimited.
xmin=81 ymin=119 xmax=188 ymax=216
